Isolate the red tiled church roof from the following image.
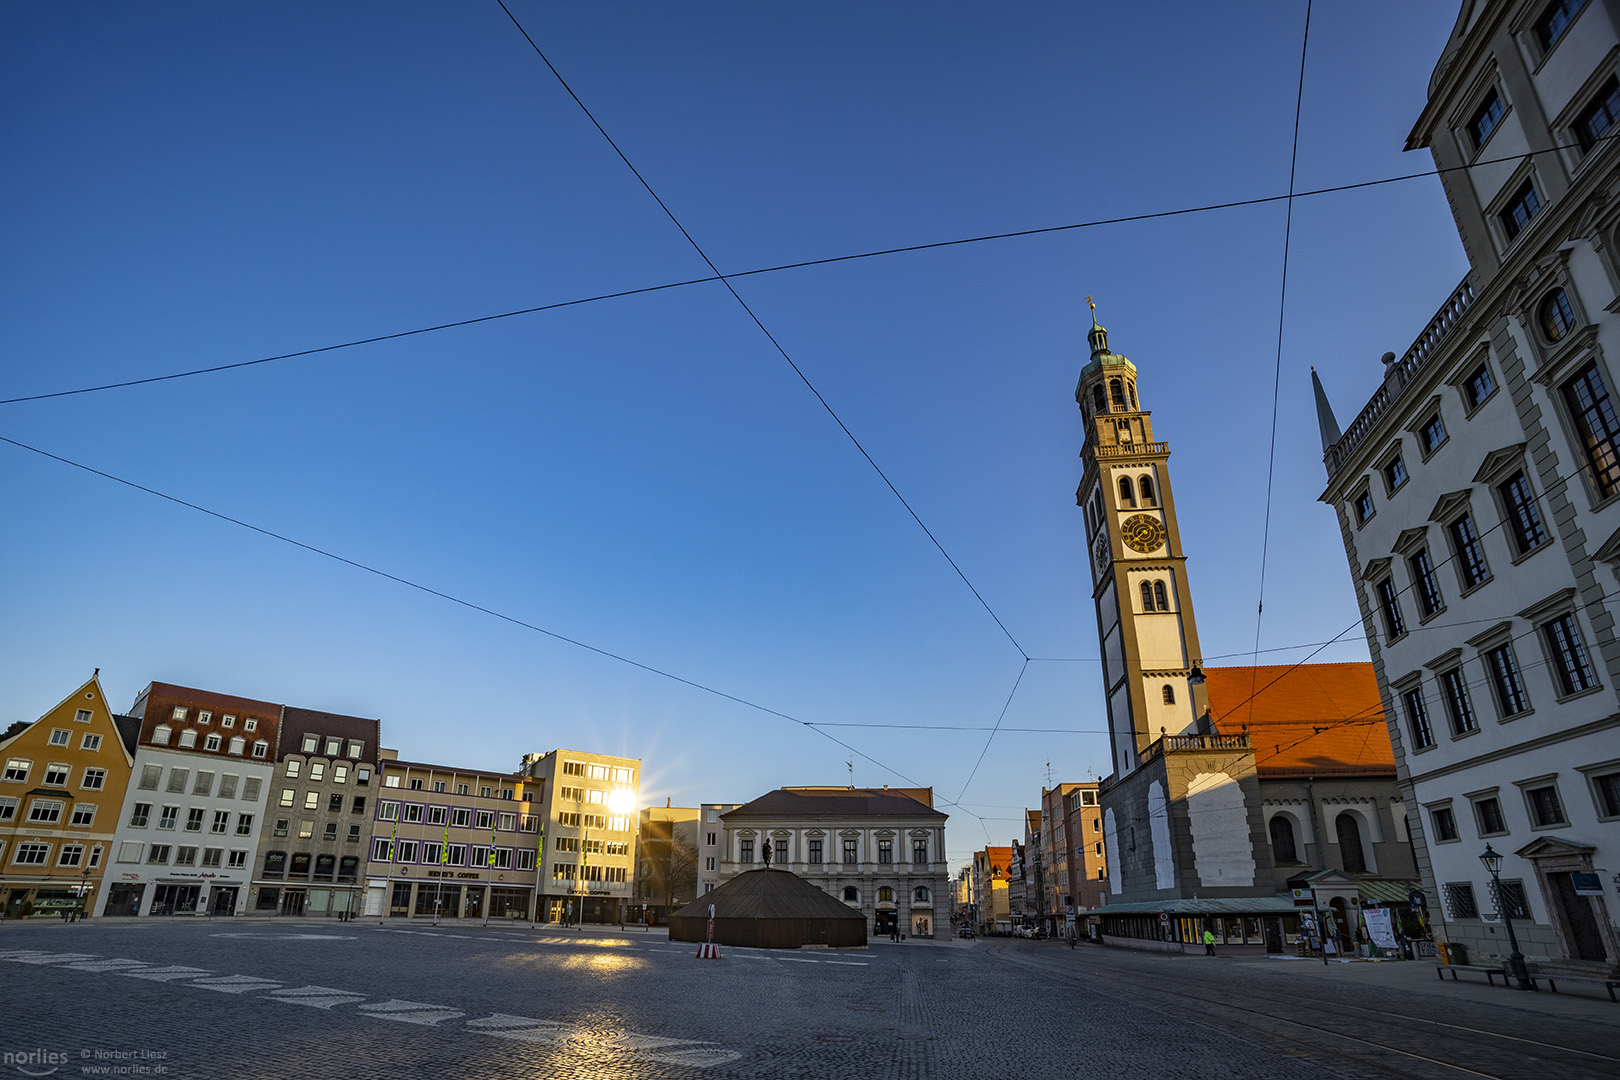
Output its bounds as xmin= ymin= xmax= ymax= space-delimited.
xmin=1203 ymin=663 xmax=1393 ymax=779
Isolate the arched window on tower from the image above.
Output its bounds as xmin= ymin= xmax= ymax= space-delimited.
xmin=1110 ymin=378 xmax=1125 ymax=408
xmin=1139 ymin=476 xmax=1156 ymax=506
xmin=1162 ymin=684 xmax=1175 ymax=705
xmin=1335 ymin=813 xmax=1367 ymax=874
xmin=1153 ymin=581 xmax=1169 ymax=610
xmin=1092 ymin=384 xmax=1106 ymax=413
xmin=1119 ymin=476 xmax=1136 ymax=506
xmin=1140 ymin=582 xmax=1156 ymax=611
xmin=1127 ymin=382 xmax=1137 ymax=409
xmin=1270 ymin=815 xmax=1299 ymax=865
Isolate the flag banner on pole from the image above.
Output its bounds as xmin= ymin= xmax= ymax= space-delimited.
xmin=389 ymin=820 xmax=398 ymax=862
xmin=441 ymin=818 xmax=450 ymax=864
xmin=489 ymin=828 xmax=498 ymax=866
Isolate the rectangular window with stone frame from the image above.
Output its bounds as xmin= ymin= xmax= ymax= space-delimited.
xmin=1376 ymin=579 xmax=1407 ymax=640
xmin=1448 ymin=515 xmax=1490 ymax=588
xmin=1410 ymin=550 xmax=1444 ymax=617
xmin=1443 ymin=882 xmax=1478 ymax=920
xmin=1563 ymin=362 xmax=1620 ymax=499
xmin=1403 ymin=686 xmax=1435 ymax=750
xmin=1498 ymin=472 xmax=1547 ymax=555
xmin=1492 ymin=879 xmax=1531 ymax=921
xmin=1484 ymin=642 xmax=1530 ymax=717
xmin=1439 ymin=668 xmax=1477 ymax=736
xmin=1523 ymin=782 xmax=1567 ymax=828
xmin=1541 ymin=613 xmax=1596 ymax=696
xmin=1429 ymin=805 xmax=1458 ymax=842
xmin=1473 ymin=796 xmax=1508 ymax=837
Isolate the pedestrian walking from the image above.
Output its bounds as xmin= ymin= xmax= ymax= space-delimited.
xmin=1203 ymin=928 xmax=1216 ymax=955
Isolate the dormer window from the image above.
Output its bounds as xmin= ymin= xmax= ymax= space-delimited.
xmin=151 ymin=724 xmax=172 ymax=746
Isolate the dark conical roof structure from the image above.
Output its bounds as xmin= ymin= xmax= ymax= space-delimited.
xmin=668 ymin=868 xmax=866 ymax=949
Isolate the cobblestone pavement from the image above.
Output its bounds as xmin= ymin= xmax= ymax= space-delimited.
xmin=1 ymin=921 xmax=1615 ymax=1080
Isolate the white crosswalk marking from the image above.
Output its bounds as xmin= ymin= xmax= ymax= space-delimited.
xmin=266 ymin=986 xmax=368 ymax=1009
xmin=64 ymin=959 xmax=150 ymax=972
xmin=357 ymin=999 xmax=465 ymax=1025
xmin=190 ymin=974 xmax=284 ymax=994
xmin=122 ymin=965 xmax=212 ymax=981
xmin=5 ymin=952 xmax=98 ymax=965
xmin=465 ymin=1014 xmax=576 ymax=1044
xmin=647 ymin=1048 xmax=745 ymax=1068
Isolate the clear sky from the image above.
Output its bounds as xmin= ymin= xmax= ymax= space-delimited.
xmin=1 ymin=2 xmax=1470 ymax=866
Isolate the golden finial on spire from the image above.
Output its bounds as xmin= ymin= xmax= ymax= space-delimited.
xmin=1086 ymin=295 xmax=1095 ymax=311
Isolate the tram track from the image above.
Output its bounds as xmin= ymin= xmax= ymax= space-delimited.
xmin=984 ymin=942 xmax=1618 ymax=1080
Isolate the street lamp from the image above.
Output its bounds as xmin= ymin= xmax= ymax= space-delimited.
xmin=1479 ymin=844 xmax=1532 ymax=990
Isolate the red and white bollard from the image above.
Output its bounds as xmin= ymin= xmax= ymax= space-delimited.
xmin=696 ymin=904 xmax=720 ymax=958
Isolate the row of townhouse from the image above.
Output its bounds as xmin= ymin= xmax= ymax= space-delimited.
xmin=0 ymin=674 xmax=641 ymax=922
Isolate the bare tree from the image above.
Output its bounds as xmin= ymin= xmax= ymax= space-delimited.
xmin=665 ymin=831 xmax=698 ymax=909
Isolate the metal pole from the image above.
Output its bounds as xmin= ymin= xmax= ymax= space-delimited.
xmin=1490 ymin=871 xmax=1532 ymax=989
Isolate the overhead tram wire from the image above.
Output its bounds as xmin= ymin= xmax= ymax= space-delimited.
xmin=953 ymin=659 xmax=1030 ymax=805
xmin=0 ymin=432 xmax=1007 ymax=843
xmin=493 ymin=0 xmax=1027 ymax=659
xmin=1250 ymin=0 xmax=1313 ymax=726
xmin=2 ymin=133 xmax=1611 ymax=409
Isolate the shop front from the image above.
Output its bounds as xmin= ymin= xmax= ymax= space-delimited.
xmin=104 ymin=883 xmax=145 ymax=917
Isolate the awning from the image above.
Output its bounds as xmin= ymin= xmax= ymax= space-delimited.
xmin=1084 ymin=895 xmax=1301 ymax=918
xmin=1356 ymin=879 xmax=1420 ymax=905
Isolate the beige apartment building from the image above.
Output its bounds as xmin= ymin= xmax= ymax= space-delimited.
xmin=520 ymin=749 xmax=640 ymax=923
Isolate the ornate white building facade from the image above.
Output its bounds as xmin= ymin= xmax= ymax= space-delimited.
xmin=717 ymin=787 xmax=948 ymax=938
xmin=1315 ymin=0 xmax=1620 ymax=968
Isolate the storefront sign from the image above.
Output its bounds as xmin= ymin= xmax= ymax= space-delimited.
xmin=1572 ymin=873 xmax=1603 ymax=896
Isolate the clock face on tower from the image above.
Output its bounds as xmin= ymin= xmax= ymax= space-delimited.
xmin=1094 ymin=533 xmax=1111 ymax=573
xmin=1121 ymin=514 xmax=1166 ymax=554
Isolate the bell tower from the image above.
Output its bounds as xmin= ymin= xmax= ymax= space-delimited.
xmin=1075 ymin=300 xmax=1206 ymax=778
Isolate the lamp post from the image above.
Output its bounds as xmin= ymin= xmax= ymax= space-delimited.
xmin=1480 ymin=844 xmax=1531 ymax=990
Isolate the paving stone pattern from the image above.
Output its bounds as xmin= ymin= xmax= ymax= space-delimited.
xmin=0 ymin=922 xmax=1614 ymax=1079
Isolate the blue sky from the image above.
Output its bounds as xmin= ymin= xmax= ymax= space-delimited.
xmin=1 ymin=2 xmax=1469 ymax=863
